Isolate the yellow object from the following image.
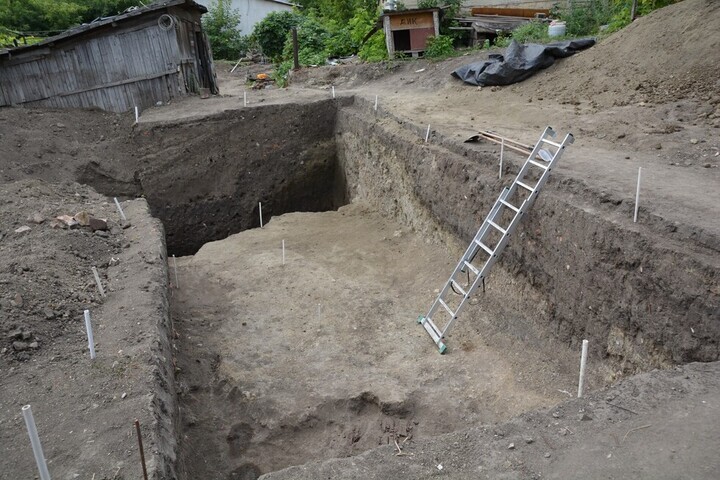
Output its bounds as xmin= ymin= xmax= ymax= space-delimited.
xmin=257 ymin=73 xmax=269 ymax=80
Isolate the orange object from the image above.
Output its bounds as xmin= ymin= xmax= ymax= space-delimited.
xmin=257 ymin=73 xmax=269 ymax=80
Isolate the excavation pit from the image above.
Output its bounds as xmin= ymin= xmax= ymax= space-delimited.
xmin=171 ymin=205 xmax=582 ymax=479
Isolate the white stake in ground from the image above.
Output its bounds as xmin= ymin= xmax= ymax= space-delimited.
xmin=22 ymin=405 xmax=51 ymax=480
xmin=172 ymin=254 xmax=179 ymax=289
xmin=134 ymin=106 xmax=139 ymax=124
xmin=332 ymin=86 xmax=335 ymax=99
xmin=374 ymin=95 xmax=378 ymax=112
xmin=282 ymin=240 xmax=285 ymax=265
xmin=577 ymin=339 xmax=589 ymax=397
xmin=84 ymin=309 xmax=96 ymax=360
xmin=259 ymin=202 xmax=263 ymax=228
xmin=499 ymin=137 xmax=505 ymax=179
xmin=634 ymin=166 xmax=642 ymax=223
xmin=91 ymin=266 xmax=105 ymax=297
xmin=425 ymin=124 xmax=431 ymax=143
xmin=244 ymin=91 xmax=247 ymax=106
xmin=113 ymin=197 xmax=127 ymax=222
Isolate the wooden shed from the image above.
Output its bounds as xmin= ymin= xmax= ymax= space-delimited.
xmin=382 ymin=8 xmax=440 ymax=58
xmin=0 ymin=0 xmax=218 ymax=113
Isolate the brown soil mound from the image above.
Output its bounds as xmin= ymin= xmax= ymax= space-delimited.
xmin=526 ymin=0 xmax=720 ymax=107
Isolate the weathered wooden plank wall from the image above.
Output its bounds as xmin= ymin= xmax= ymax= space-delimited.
xmin=0 ymin=13 xmax=197 ymax=112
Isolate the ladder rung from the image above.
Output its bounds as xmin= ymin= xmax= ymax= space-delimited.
xmin=463 ymin=261 xmax=479 ymax=275
xmin=499 ymin=199 xmax=519 ymax=213
xmin=474 ymin=239 xmax=494 ymax=255
xmin=516 ymin=180 xmax=535 ymax=192
xmin=438 ymin=298 xmax=455 ymax=317
xmin=450 ymin=280 xmax=467 ymax=296
xmin=541 ymin=138 xmax=562 ymax=148
xmin=487 ymin=220 xmax=506 ymax=234
xmin=529 ymin=159 xmax=549 ymax=170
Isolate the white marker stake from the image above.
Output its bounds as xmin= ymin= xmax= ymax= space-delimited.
xmin=134 ymin=106 xmax=139 ymax=124
xmin=282 ymin=240 xmax=285 ymax=265
xmin=22 ymin=405 xmax=51 ymax=480
xmin=244 ymin=91 xmax=247 ymax=106
xmin=259 ymin=202 xmax=263 ymax=228
xmin=499 ymin=137 xmax=505 ymax=179
xmin=577 ymin=339 xmax=589 ymax=397
xmin=172 ymin=254 xmax=179 ymax=289
xmin=374 ymin=95 xmax=378 ymax=111
xmin=332 ymin=86 xmax=335 ymax=98
xmin=634 ymin=167 xmax=642 ymax=223
xmin=425 ymin=124 xmax=431 ymax=143
xmin=113 ymin=197 xmax=127 ymax=222
xmin=91 ymin=266 xmax=105 ymax=297
xmin=84 ymin=309 xmax=96 ymax=360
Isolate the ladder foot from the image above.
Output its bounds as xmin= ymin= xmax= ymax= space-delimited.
xmin=437 ymin=342 xmax=447 ymax=354
xmin=417 ymin=315 xmax=425 ymax=325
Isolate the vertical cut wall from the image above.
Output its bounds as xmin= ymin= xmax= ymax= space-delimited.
xmin=336 ymin=97 xmax=719 ymax=372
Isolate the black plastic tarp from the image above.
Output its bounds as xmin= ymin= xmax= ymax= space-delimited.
xmin=451 ymin=38 xmax=596 ymax=87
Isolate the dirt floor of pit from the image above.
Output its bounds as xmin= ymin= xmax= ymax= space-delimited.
xmin=171 ymin=204 xmax=591 ymax=479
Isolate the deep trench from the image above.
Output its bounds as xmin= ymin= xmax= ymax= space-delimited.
xmin=77 ymin=97 xmax=718 ymax=479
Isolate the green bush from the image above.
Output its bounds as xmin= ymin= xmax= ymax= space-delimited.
xmin=202 ymin=0 xmax=244 ymax=60
xmin=253 ymin=10 xmax=302 ymax=61
xmin=510 ymin=20 xmax=550 ymax=43
xmin=424 ymin=34 xmax=453 ymax=58
xmin=358 ymin=30 xmax=387 ymax=62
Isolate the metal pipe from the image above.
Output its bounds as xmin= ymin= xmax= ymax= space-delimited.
xmin=578 ymin=339 xmax=589 ymax=397
xmin=22 ymin=405 xmax=51 ymax=480
xmin=84 ymin=310 xmax=96 ymax=360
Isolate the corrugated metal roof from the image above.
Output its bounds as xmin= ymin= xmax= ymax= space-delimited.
xmin=0 ymin=0 xmax=206 ymax=58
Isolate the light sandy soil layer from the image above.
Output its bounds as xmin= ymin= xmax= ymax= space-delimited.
xmin=172 ymin=205 xmax=587 ymax=479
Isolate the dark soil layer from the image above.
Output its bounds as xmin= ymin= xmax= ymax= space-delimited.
xmin=337 ymin=97 xmax=720 ymax=372
xmin=79 ymin=100 xmax=346 ymax=255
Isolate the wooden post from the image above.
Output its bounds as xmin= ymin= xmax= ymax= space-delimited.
xmin=630 ymin=0 xmax=638 ymax=20
xmin=292 ymin=27 xmax=300 ymax=70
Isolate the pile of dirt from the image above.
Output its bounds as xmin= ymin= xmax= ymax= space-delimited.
xmin=0 ymin=180 xmax=123 ymax=361
xmin=526 ymin=0 xmax=720 ymax=107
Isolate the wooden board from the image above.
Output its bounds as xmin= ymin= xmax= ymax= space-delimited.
xmin=389 ymin=12 xmax=435 ymax=30
xmin=470 ymin=7 xmax=550 ymax=18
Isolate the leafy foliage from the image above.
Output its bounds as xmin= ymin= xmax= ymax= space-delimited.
xmin=0 ymin=0 xmax=137 ymax=34
xmin=509 ymin=20 xmax=550 ymax=44
xmin=424 ymin=34 xmax=453 ymax=58
xmin=252 ymin=10 xmax=302 ymax=61
xmin=202 ymin=0 xmax=245 ymax=60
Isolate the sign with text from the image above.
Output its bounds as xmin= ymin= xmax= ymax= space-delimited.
xmin=389 ymin=12 xmax=434 ymax=31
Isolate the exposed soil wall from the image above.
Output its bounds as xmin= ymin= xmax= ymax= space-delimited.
xmin=79 ymin=100 xmax=347 ymax=255
xmin=336 ymin=97 xmax=720 ymax=373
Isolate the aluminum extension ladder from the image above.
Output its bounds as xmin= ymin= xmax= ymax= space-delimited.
xmin=418 ymin=126 xmax=574 ymax=353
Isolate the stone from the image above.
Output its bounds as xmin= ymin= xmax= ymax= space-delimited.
xmin=690 ymin=138 xmax=699 ymax=144
xmin=27 ymin=213 xmax=45 ymax=224
xmin=56 ymin=215 xmax=78 ymax=228
xmin=11 ymin=293 xmax=23 ymax=307
xmin=43 ymin=308 xmax=55 ymax=319
xmin=121 ymin=392 xmax=128 ymax=399
xmin=74 ymin=211 xmax=91 ymax=226
xmin=29 ymin=341 xmax=39 ymax=349
xmin=12 ymin=341 xmax=29 ymax=351
xmin=544 ymin=453 xmax=551 ymax=458
xmin=579 ymin=413 xmax=593 ymax=421
xmin=14 ymin=226 xmax=31 ymax=234
xmin=8 ymin=329 xmax=23 ymax=339
xmin=524 ymin=437 xmax=534 ymax=444
xmin=94 ymin=230 xmax=109 ymax=238
xmin=508 ymin=443 xmax=515 ymax=450
xmin=89 ymin=217 xmax=108 ymax=231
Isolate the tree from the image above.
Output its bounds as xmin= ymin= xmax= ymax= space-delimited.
xmin=252 ymin=11 xmax=301 ymax=61
xmin=202 ymin=0 xmax=244 ymax=60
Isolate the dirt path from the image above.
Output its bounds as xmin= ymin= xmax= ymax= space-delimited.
xmin=172 ymin=204 xmax=585 ymax=478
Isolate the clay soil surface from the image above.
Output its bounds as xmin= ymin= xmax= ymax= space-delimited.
xmin=0 ymin=0 xmax=718 ymax=478
xmin=172 ymin=204 xmax=585 ymax=479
